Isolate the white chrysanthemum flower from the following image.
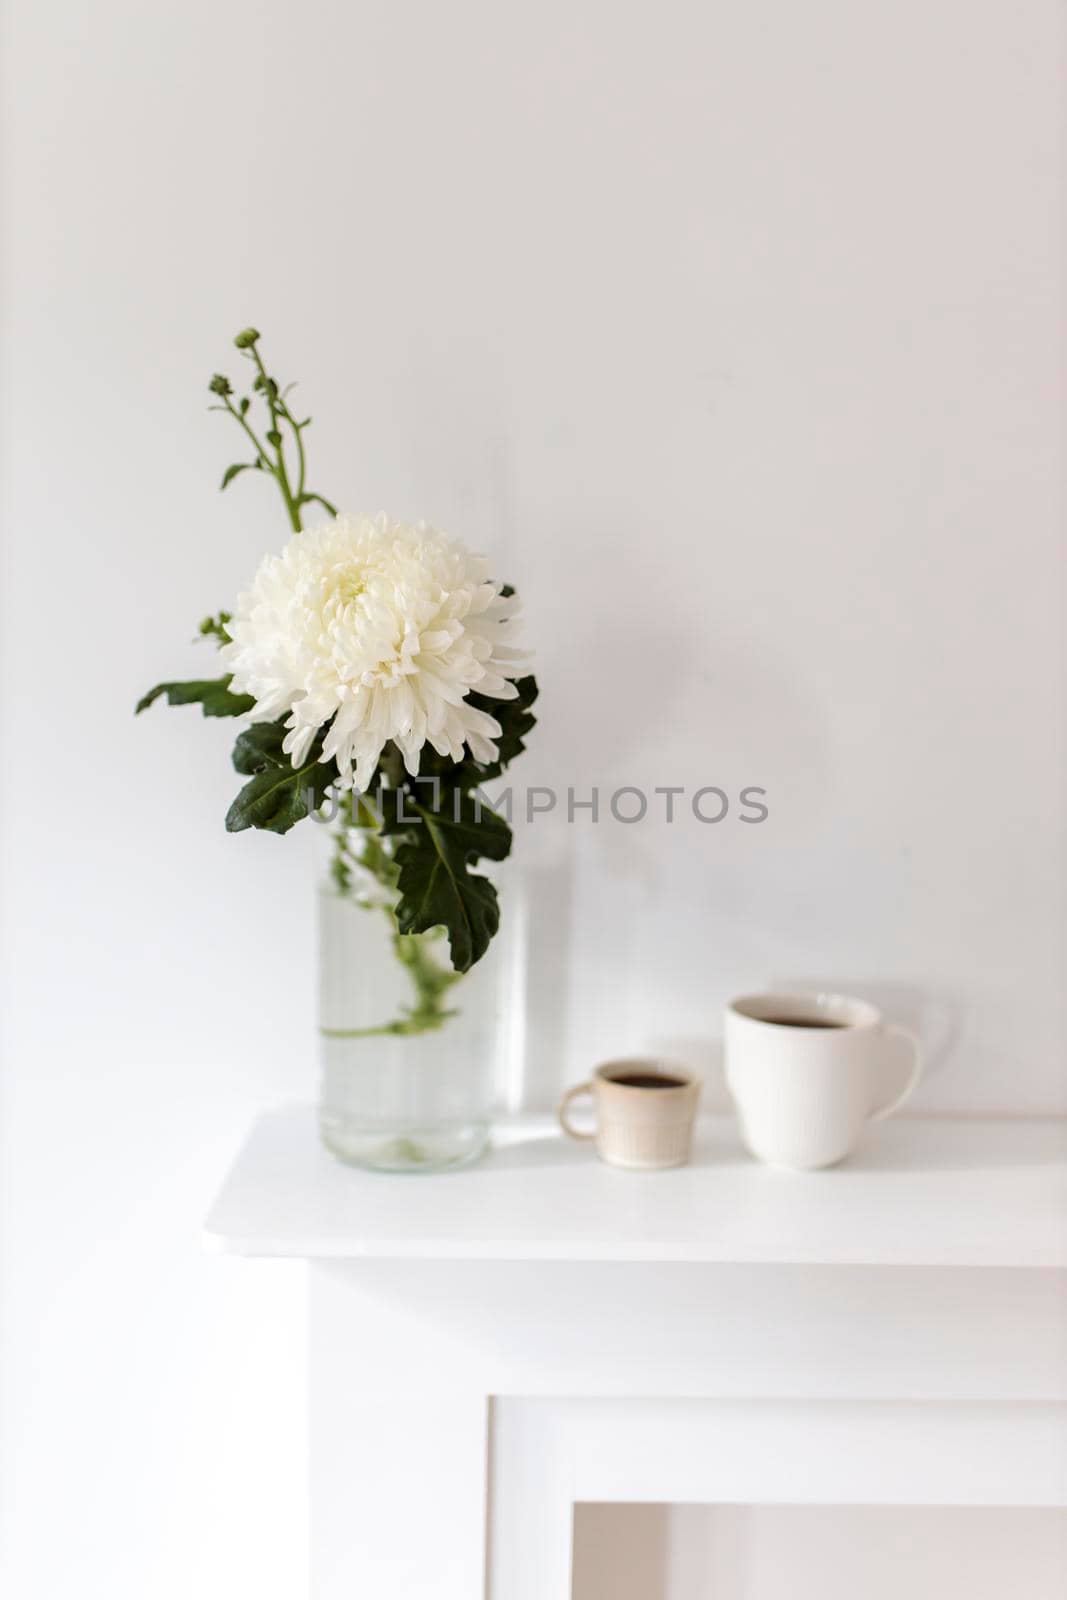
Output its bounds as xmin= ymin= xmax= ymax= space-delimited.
xmin=222 ymin=514 xmax=526 ymax=792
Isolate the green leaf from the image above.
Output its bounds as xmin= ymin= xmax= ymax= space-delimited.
xmin=135 ymin=677 xmax=254 ymax=718
xmin=393 ymin=832 xmax=500 ymax=973
xmin=465 ymin=674 xmax=539 ymax=783
xmin=380 ymin=787 xmax=511 ymax=861
xmin=231 ymin=720 xmax=289 ymax=775
xmin=299 ymin=491 xmax=337 ymax=518
xmin=381 ymin=788 xmax=512 ymax=971
xmin=225 ymin=745 xmax=337 ymax=835
xmin=220 ymin=461 xmax=258 ymax=490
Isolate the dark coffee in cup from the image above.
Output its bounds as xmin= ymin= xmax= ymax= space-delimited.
xmin=606 ymin=1070 xmax=688 ymax=1089
xmin=760 ymin=1017 xmax=848 ymax=1030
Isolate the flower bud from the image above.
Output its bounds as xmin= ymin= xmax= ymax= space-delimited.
xmin=234 ymin=327 xmax=261 ymax=349
xmin=208 ymin=373 xmax=232 ymax=396
xmin=198 ymin=610 xmax=233 ymax=644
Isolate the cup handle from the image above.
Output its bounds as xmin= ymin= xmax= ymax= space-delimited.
xmin=869 ymin=1024 xmax=923 ymax=1122
xmin=558 ymin=1081 xmax=596 ymax=1141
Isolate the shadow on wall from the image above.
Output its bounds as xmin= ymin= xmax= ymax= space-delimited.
xmin=571 ymin=1502 xmax=754 ymax=1598
xmin=572 ymin=1505 xmax=673 ymax=1600
xmin=514 ymin=851 xmax=577 ymax=1114
xmin=571 ymin=1505 xmax=1067 ymax=1600
xmin=508 ymin=559 xmax=959 ymax=1114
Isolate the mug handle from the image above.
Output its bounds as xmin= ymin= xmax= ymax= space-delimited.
xmin=869 ymin=1024 xmax=923 ymax=1122
xmin=558 ymin=1081 xmax=596 ymax=1141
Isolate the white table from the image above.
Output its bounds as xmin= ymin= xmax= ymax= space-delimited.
xmin=206 ymin=1111 xmax=1067 ymax=1598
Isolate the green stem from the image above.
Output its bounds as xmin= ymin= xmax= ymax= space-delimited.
xmin=222 ymin=397 xmax=273 ymax=473
xmin=325 ymin=767 xmax=463 ymax=1038
xmin=248 ymin=344 xmax=302 ymax=531
xmin=279 ymin=399 xmax=307 ymax=500
xmin=214 ymin=335 xmax=336 ymax=528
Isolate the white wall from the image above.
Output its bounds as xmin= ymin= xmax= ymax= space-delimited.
xmin=1 ymin=2 xmax=1061 ymax=1597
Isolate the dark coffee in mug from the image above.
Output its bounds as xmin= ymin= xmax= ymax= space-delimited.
xmin=606 ymin=1071 xmax=687 ymax=1089
xmin=760 ymin=1017 xmax=849 ymax=1030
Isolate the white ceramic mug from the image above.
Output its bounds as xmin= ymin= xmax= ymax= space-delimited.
xmin=724 ymin=992 xmax=922 ymax=1169
xmin=558 ymin=1059 xmax=702 ymax=1170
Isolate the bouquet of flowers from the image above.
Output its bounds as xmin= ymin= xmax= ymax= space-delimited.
xmin=138 ymin=328 xmax=537 ymax=1035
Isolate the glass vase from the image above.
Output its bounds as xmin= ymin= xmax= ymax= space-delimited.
xmin=317 ymin=872 xmax=521 ymax=1173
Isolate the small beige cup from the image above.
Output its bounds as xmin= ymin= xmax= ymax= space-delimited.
xmin=557 ymin=1059 xmax=702 ymax=1169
